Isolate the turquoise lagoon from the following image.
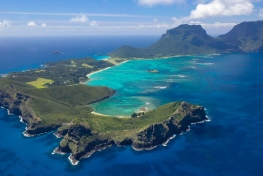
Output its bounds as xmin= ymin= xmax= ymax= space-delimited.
xmin=88 ymin=55 xmax=220 ymax=116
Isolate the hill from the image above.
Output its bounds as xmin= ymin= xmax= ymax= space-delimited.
xmin=109 ymin=24 xmax=239 ymax=58
xmin=218 ymin=20 xmax=263 ymax=52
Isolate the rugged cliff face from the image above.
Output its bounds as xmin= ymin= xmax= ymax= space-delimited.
xmin=58 ymin=123 xmax=114 ymax=164
xmin=132 ymin=102 xmax=206 ymax=149
xmin=0 ymin=89 xmax=34 ymax=123
xmin=0 ymin=88 xmax=59 ymax=135
xmin=57 ymin=102 xmax=207 ymax=164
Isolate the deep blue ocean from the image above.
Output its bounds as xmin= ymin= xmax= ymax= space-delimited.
xmin=0 ymin=36 xmax=263 ymax=175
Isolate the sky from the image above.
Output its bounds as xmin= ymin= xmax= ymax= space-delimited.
xmin=0 ymin=0 xmax=263 ymax=36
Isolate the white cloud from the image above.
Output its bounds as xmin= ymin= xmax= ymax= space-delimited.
xmin=69 ymin=14 xmax=88 ymax=22
xmin=138 ymin=0 xmax=185 ymax=6
xmin=2 ymin=20 xmax=11 ymax=27
xmin=259 ymin=8 xmax=263 ymax=18
xmin=190 ymin=0 xmax=254 ymax=19
xmin=189 ymin=20 xmax=203 ymax=24
xmin=42 ymin=23 xmax=46 ymax=27
xmin=172 ymin=0 xmax=255 ymax=29
xmin=154 ymin=18 xmax=158 ymax=22
xmin=90 ymin=20 xmax=98 ymax=26
xmin=27 ymin=21 xmax=36 ymax=26
xmin=172 ymin=16 xmax=189 ymax=26
xmin=172 ymin=17 xmax=236 ymax=29
xmin=0 ymin=20 xmax=12 ymax=28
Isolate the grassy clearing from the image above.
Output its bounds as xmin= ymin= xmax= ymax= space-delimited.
xmin=82 ymin=63 xmax=94 ymax=68
xmin=27 ymin=78 xmax=54 ymax=88
xmin=106 ymin=58 xmax=128 ymax=65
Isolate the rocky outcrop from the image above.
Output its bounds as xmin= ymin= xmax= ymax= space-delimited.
xmin=0 ymin=89 xmax=33 ymax=123
xmin=132 ymin=102 xmax=206 ymax=149
xmin=57 ymin=123 xmax=114 ymax=164
xmin=57 ymin=102 xmax=207 ymax=164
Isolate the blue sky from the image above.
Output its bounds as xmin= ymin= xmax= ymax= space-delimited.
xmin=0 ymin=0 xmax=263 ymax=36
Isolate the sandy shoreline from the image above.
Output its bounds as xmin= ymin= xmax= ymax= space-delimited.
xmin=91 ymin=111 xmax=110 ymax=117
xmin=86 ymin=59 xmax=130 ymax=78
xmin=91 ymin=111 xmax=130 ymax=118
xmin=86 ymin=66 xmax=111 ymax=78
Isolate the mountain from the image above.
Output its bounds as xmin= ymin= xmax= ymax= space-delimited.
xmin=109 ymin=24 xmax=239 ymax=58
xmin=218 ymin=20 xmax=263 ymax=52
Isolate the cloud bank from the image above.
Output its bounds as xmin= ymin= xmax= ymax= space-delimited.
xmin=172 ymin=0 xmax=255 ymax=28
xmin=190 ymin=0 xmax=254 ymax=19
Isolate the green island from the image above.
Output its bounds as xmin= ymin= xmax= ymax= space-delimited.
xmin=0 ymin=56 xmax=207 ymax=165
xmin=1 ymin=20 xmax=262 ymax=165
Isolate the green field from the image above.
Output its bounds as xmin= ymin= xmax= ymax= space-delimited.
xmin=27 ymin=78 xmax=54 ymax=88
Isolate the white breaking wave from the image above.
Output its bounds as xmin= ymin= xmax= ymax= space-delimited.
xmin=154 ymin=86 xmax=167 ymax=89
xmin=170 ymin=74 xmax=186 ymax=78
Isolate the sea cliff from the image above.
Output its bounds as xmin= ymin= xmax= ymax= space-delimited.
xmin=55 ymin=102 xmax=207 ymax=165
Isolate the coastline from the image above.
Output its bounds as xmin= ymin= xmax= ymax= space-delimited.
xmin=86 ymin=66 xmax=111 ymax=78
xmin=86 ymin=59 xmax=130 ymax=79
xmin=91 ymin=111 xmax=110 ymax=117
xmin=91 ymin=111 xmax=130 ymax=118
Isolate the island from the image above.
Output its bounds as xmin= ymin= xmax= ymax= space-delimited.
xmin=0 ymin=56 xmax=207 ymax=165
xmin=2 ymin=20 xmax=263 ymax=165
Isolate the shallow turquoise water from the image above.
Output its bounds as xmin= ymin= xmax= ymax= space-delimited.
xmin=87 ymin=55 xmax=217 ymax=116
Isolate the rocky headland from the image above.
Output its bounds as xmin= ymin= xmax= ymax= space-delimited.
xmin=54 ymin=102 xmax=207 ymax=165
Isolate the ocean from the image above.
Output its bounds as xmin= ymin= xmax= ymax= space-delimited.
xmin=0 ymin=37 xmax=263 ymax=175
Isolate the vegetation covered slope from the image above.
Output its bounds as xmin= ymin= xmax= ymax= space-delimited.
xmin=0 ymin=78 xmax=115 ymax=134
xmin=218 ymin=20 xmax=263 ymax=52
xmin=7 ymin=57 xmax=114 ymax=86
xmin=109 ymin=24 xmax=239 ymax=58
